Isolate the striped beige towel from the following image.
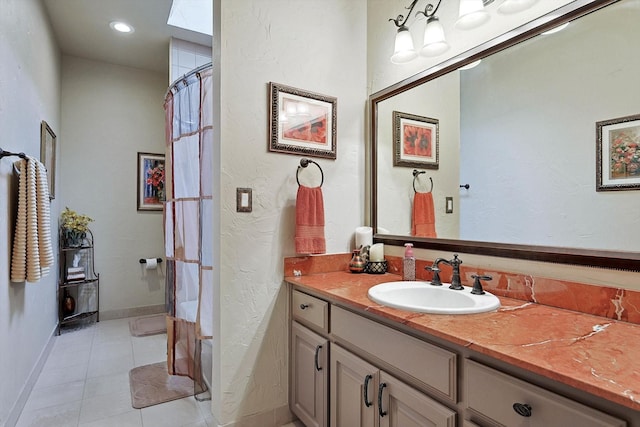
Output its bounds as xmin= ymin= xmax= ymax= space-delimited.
xmin=11 ymin=157 xmax=53 ymax=283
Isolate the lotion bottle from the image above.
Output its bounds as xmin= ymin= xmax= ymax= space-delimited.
xmin=403 ymin=243 xmax=416 ymax=281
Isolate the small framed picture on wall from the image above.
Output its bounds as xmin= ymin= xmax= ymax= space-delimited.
xmin=393 ymin=111 xmax=439 ymax=169
xmin=268 ymin=82 xmax=337 ymax=159
xmin=40 ymin=121 xmax=56 ymax=200
xmin=596 ymin=114 xmax=640 ymax=191
xmin=137 ymin=152 xmax=165 ymax=211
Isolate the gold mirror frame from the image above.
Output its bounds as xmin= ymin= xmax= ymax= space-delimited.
xmin=370 ymin=0 xmax=640 ymax=271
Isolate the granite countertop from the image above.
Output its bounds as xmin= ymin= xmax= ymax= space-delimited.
xmin=284 ymin=270 xmax=640 ymax=412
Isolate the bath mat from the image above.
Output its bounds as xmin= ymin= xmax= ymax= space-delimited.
xmin=129 ymin=314 xmax=167 ymax=337
xmin=129 ymin=362 xmax=193 ymax=409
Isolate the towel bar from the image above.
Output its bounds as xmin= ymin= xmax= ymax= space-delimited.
xmin=0 ymin=148 xmax=27 ymax=160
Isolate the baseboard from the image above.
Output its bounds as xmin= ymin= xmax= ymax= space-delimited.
xmin=5 ymin=323 xmax=57 ymax=427
xmin=215 ymin=404 xmax=295 ymax=427
xmin=100 ymin=304 xmax=165 ymax=321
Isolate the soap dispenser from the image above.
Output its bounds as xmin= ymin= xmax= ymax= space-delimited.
xmin=403 ymin=243 xmax=415 ymax=281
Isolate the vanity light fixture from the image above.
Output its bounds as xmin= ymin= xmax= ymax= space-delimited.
xmin=419 ymin=1 xmax=450 ymax=57
xmin=390 ymin=0 xmax=449 ymax=63
xmin=109 ymin=21 xmax=134 ymax=34
xmin=390 ymin=0 xmax=502 ymax=63
xmin=389 ymin=1 xmax=420 ymax=64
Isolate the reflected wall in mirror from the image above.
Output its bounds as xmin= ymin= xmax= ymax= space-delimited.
xmin=372 ymin=0 xmax=640 ymax=269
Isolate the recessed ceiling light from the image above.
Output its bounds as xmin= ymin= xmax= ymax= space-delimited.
xmin=109 ymin=21 xmax=134 ymax=34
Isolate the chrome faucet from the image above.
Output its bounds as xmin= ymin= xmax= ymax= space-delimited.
xmin=430 ymin=254 xmax=464 ymax=290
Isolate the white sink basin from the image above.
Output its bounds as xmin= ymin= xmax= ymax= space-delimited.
xmin=367 ymin=281 xmax=500 ymax=314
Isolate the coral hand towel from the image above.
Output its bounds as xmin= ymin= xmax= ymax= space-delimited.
xmin=412 ymin=192 xmax=437 ymax=238
xmin=295 ymin=185 xmax=326 ymax=254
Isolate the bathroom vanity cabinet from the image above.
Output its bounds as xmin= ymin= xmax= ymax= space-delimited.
xmin=287 ymin=282 xmax=634 ymax=427
xmin=57 ymin=228 xmax=99 ymax=334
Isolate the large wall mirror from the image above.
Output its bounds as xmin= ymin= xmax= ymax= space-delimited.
xmin=371 ymin=0 xmax=640 ymax=270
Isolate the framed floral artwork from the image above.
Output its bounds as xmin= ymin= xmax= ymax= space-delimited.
xmin=137 ymin=152 xmax=165 ymax=211
xmin=40 ymin=121 xmax=56 ymax=200
xmin=596 ymin=114 xmax=640 ymax=191
xmin=393 ymin=111 xmax=439 ymax=169
xmin=268 ymin=82 xmax=337 ymax=159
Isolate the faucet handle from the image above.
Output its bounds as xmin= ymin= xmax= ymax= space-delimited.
xmin=470 ymin=274 xmax=492 ymax=295
xmin=425 ymin=266 xmax=442 ymax=286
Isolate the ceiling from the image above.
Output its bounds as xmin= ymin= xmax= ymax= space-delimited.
xmin=42 ymin=0 xmax=212 ymax=74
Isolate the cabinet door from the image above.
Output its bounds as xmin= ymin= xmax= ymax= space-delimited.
xmin=291 ymin=321 xmax=328 ymax=427
xmin=330 ymin=344 xmax=378 ymax=427
xmin=378 ymin=371 xmax=456 ymax=427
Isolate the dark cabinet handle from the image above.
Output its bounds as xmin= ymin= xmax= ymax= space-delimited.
xmin=513 ymin=403 xmax=532 ymax=417
xmin=378 ymin=382 xmax=387 ymax=417
xmin=314 ymin=345 xmax=322 ymax=371
xmin=363 ymin=374 xmax=373 ymax=407
xmin=300 ymin=303 xmax=309 ymax=310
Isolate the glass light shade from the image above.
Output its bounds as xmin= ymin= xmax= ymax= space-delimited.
xmin=390 ymin=26 xmax=418 ymax=64
xmin=455 ymin=0 xmax=490 ymax=30
xmin=420 ymin=17 xmax=449 ymax=57
xmin=497 ymin=0 xmax=538 ymax=14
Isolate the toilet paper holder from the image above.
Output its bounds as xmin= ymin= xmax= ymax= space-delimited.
xmin=139 ymin=257 xmax=163 ymax=264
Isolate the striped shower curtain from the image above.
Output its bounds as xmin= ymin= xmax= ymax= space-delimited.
xmin=163 ymin=64 xmax=213 ymax=398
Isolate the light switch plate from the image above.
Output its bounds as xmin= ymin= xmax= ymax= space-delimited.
xmin=237 ymin=188 xmax=252 ymax=212
xmin=446 ymin=197 xmax=453 ymax=214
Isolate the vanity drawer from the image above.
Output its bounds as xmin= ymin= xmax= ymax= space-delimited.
xmin=465 ymin=359 xmax=626 ymax=427
xmin=331 ymin=306 xmax=457 ymax=402
xmin=292 ymin=290 xmax=329 ymax=333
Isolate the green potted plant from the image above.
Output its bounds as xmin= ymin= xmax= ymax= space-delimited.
xmin=60 ymin=207 xmax=93 ymax=247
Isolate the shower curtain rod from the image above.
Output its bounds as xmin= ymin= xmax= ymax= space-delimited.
xmin=166 ymin=62 xmax=213 ymax=96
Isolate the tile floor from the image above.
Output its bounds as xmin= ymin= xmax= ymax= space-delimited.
xmin=16 ymin=317 xmax=306 ymax=427
xmin=16 ymin=317 xmax=213 ymax=427
xmin=16 ymin=317 xmax=304 ymax=427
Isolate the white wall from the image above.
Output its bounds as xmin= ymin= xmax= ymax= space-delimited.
xmin=0 ymin=0 xmax=60 ymax=424
xmin=60 ymin=56 xmax=167 ymax=317
xmin=214 ymin=0 xmax=367 ymax=424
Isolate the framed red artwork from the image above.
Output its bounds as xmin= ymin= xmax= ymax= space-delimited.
xmin=393 ymin=111 xmax=439 ymax=169
xmin=268 ymin=82 xmax=337 ymax=159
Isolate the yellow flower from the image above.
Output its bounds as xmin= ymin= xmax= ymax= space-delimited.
xmin=60 ymin=207 xmax=93 ymax=233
